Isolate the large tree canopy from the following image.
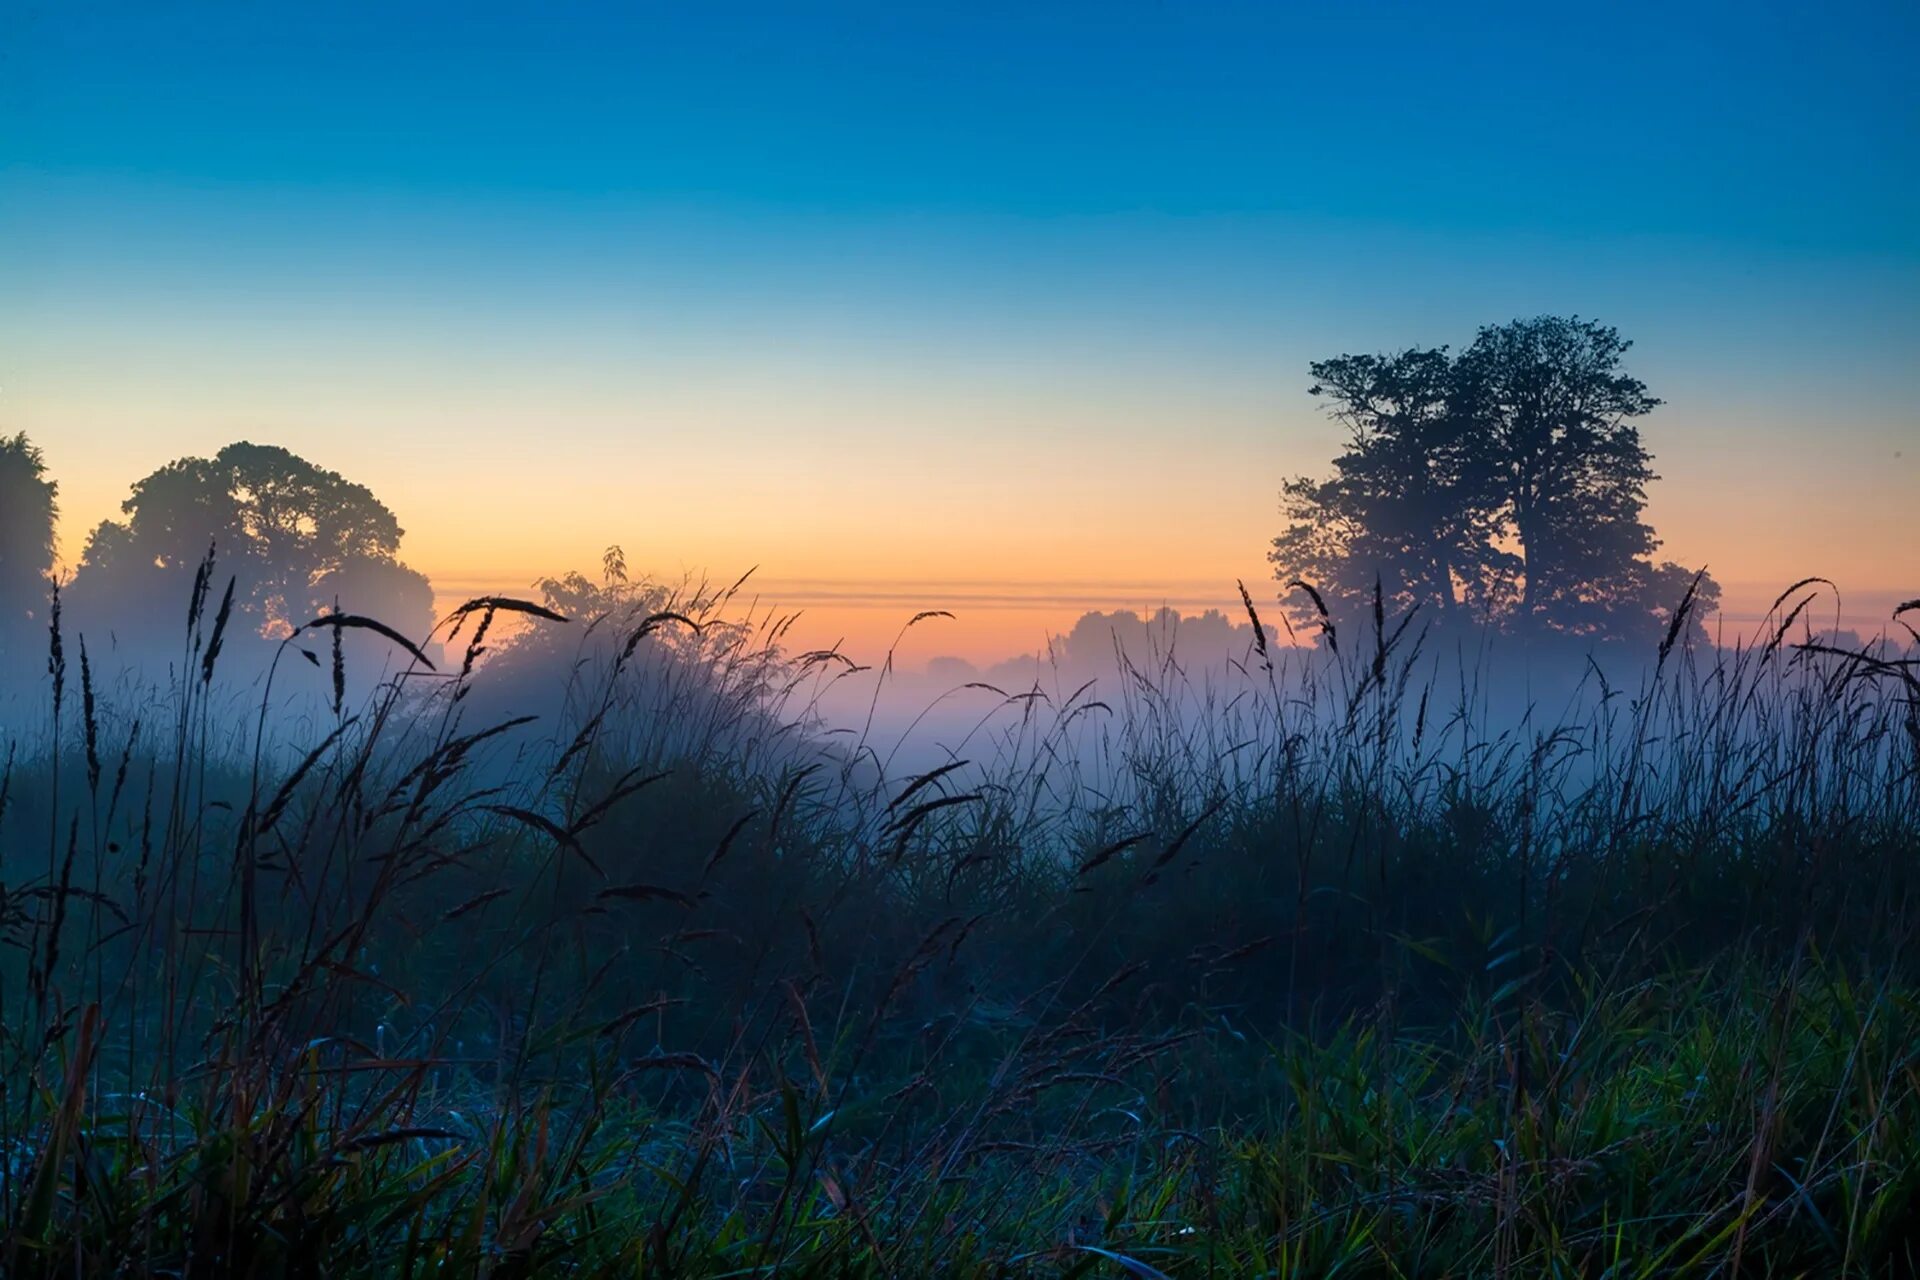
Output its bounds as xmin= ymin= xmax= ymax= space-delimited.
xmin=0 ymin=432 xmax=60 ymax=664
xmin=1274 ymin=347 xmax=1514 ymax=629
xmin=69 ymin=442 xmax=434 ymax=666
xmin=1272 ymin=317 xmax=1717 ymax=651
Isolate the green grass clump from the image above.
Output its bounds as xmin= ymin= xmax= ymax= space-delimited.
xmin=1 ymin=571 xmax=1916 ymax=1275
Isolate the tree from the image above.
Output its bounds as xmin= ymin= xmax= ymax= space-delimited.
xmin=1453 ymin=316 xmax=1670 ymax=642
xmin=1272 ymin=348 xmax=1514 ymax=631
xmin=0 ymin=432 xmax=59 ymax=666
xmin=1271 ymin=317 xmax=1716 ymax=651
xmin=68 ymin=442 xmax=434 ymax=668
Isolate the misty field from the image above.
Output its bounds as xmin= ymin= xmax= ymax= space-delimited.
xmin=2 ymin=570 xmax=1918 ymax=1278
xmin=7 ymin=0 xmax=1913 ymax=1266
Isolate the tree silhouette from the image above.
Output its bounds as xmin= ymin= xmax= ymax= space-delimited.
xmin=68 ymin=442 xmax=433 ymax=666
xmin=1274 ymin=348 xmax=1513 ymax=629
xmin=1272 ymin=317 xmax=1717 ymax=650
xmin=0 ymin=432 xmax=59 ymax=667
xmin=1454 ymin=316 xmax=1678 ymax=642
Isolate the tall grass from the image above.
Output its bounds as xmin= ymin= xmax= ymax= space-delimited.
xmin=1 ymin=563 xmax=1916 ymax=1276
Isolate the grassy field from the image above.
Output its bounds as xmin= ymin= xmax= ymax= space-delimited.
xmin=2 ymin=572 xmax=1917 ymax=1276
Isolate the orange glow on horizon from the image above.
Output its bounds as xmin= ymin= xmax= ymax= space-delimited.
xmin=422 ymin=572 xmax=1914 ymax=669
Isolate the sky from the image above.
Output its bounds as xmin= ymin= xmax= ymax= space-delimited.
xmin=3 ymin=1 xmax=1915 ymax=661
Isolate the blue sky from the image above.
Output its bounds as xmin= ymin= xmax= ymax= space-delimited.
xmin=12 ymin=2 xmax=1915 ymax=240
xmin=3 ymin=0 xmax=1915 ymax=655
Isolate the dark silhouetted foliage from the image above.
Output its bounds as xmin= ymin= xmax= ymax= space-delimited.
xmin=66 ymin=441 xmax=435 ymax=672
xmin=1274 ymin=316 xmax=1719 ymax=650
xmin=0 ymin=432 xmax=58 ymax=668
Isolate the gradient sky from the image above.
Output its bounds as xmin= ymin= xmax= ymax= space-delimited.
xmin=4 ymin=1 xmax=1915 ymax=660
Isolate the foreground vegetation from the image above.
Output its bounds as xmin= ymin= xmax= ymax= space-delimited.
xmin=2 ymin=565 xmax=1917 ymax=1276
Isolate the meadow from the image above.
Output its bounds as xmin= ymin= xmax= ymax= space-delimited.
xmin=2 ymin=566 xmax=1917 ymax=1277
